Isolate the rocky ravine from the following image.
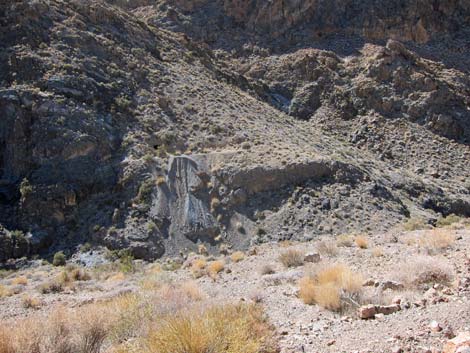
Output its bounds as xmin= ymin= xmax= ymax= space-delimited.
xmin=0 ymin=0 xmax=469 ymax=263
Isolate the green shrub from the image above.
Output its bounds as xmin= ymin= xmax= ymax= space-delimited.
xmin=436 ymin=214 xmax=461 ymax=227
xmin=52 ymin=251 xmax=66 ymax=267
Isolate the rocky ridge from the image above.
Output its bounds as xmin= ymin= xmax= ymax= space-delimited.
xmin=0 ymin=0 xmax=469 ymax=262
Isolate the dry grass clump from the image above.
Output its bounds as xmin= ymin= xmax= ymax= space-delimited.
xmin=355 ymin=235 xmax=368 ymax=249
xmin=230 ymin=251 xmax=245 ymax=263
xmin=436 ymin=214 xmax=461 ymax=228
xmin=371 ymin=247 xmax=384 ymax=257
xmin=336 ymin=234 xmax=354 ymax=247
xmin=144 ymin=304 xmax=277 ymax=353
xmin=394 ymin=256 xmax=455 ymax=289
xmin=11 ymin=276 xmax=28 ymax=286
xmin=278 ymin=249 xmax=304 ymax=268
xmin=207 ymin=260 xmax=225 ymax=275
xmin=402 ymin=217 xmax=430 ymax=231
xmin=259 ymin=264 xmax=275 ymax=275
xmin=0 ymin=284 xmax=12 ymax=298
xmin=0 ymin=281 xmax=276 ymax=353
xmin=316 ymin=240 xmax=338 ymax=256
xmin=299 ymin=264 xmax=363 ymax=312
xmin=418 ymin=229 xmax=455 ymax=253
xmin=22 ymin=295 xmax=42 ymax=309
xmin=191 ymin=258 xmax=207 ymax=278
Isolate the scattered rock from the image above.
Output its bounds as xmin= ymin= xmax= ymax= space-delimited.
xmin=304 ymin=252 xmax=321 ymax=263
xmin=358 ymin=304 xmax=401 ymax=319
xmin=444 ymin=332 xmax=470 ymax=353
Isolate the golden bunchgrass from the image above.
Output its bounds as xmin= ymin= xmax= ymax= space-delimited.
xmin=298 ymin=264 xmax=363 ymax=311
xmin=11 ymin=276 xmax=28 ymax=286
xmin=144 ymin=304 xmax=275 ymax=353
xmin=355 ymin=235 xmax=368 ymax=249
xmin=230 ymin=251 xmax=245 ymax=263
xmin=207 ymin=260 xmax=225 ymax=275
xmin=278 ymin=249 xmax=304 ymax=268
xmin=418 ymin=229 xmax=455 ymax=251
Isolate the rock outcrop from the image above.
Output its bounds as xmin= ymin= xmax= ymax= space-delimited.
xmin=0 ymin=0 xmax=469 ymax=263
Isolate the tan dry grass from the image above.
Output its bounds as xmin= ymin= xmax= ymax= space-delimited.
xmin=355 ymin=235 xmax=368 ymax=249
xmin=278 ymin=249 xmax=304 ymax=268
xmin=230 ymin=251 xmax=245 ymax=263
xmin=299 ymin=264 xmax=363 ymax=312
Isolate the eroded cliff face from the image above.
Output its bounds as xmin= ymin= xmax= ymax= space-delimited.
xmin=166 ymin=0 xmax=470 ymax=43
xmin=0 ymin=0 xmax=469 ymax=263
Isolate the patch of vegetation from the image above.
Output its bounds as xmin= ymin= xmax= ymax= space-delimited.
xmin=230 ymin=251 xmax=245 ymax=263
xmin=299 ymin=264 xmax=363 ymax=312
xmin=279 ymin=249 xmax=304 ymax=268
xmin=402 ymin=217 xmax=430 ymax=231
xmin=52 ymin=251 xmax=66 ymax=267
xmin=355 ymin=235 xmax=368 ymax=249
xmin=436 ymin=214 xmax=461 ymax=228
xmin=136 ymin=179 xmax=154 ymax=204
xmin=19 ymin=178 xmax=33 ymax=198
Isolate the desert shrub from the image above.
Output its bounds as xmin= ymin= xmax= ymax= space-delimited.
xmin=371 ymin=247 xmax=384 ymax=257
xmin=278 ymin=249 xmax=304 ymax=268
xmin=191 ymin=258 xmax=207 ymax=278
xmin=70 ymin=268 xmax=91 ymax=281
xmin=0 ymin=282 xmax=277 ymax=353
xmin=207 ymin=260 xmax=224 ymax=275
xmin=11 ymin=276 xmax=28 ymax=286
xmin=418 ymin=229 xmax=455 ymax=253
xmin=144 ymin=304 xmax=276 ymax=353
xmin=80 ymin=243 xmax=92 ymax=253
xmin=19 ymin=178 xmax=33 ymax=198
xmin=259 ymin=264 xmax=275 ymax=275
xmin=137 ymin=179 xmax=154 ymax=204
xmin=403 ymin=217 xmax=430 ymax=231
xmin=52 ymin=251 xmax=66 ymax=266
xmin=39 ymin=281 xmax=63 ymax=294
xmin=210 ymin=197 xmax=220 ymax=212
xmin=336 ymin=234 xmax=353 ymax=247
xmin=230 ymin=251 xmax=245 ymax=263
xmin=355 ymin=235 xmax=368 ymax=249
xmin=0 ymin=285 xmax=12 ymax=298
xmin=22 ymin=296 xmax=41 ymax=309
xmin=395 ymin=256 xmax=454 ymax=289
xmin=299 ymin=264 xmax=363 ymax=312
xmin=316 ymin=240 xmax=338 ymax=256
xmin=436 ymin=214 xmax=461 ymax=228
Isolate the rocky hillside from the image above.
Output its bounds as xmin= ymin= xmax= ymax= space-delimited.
xmin=0 ymin=0 xmax=469 ymax=263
